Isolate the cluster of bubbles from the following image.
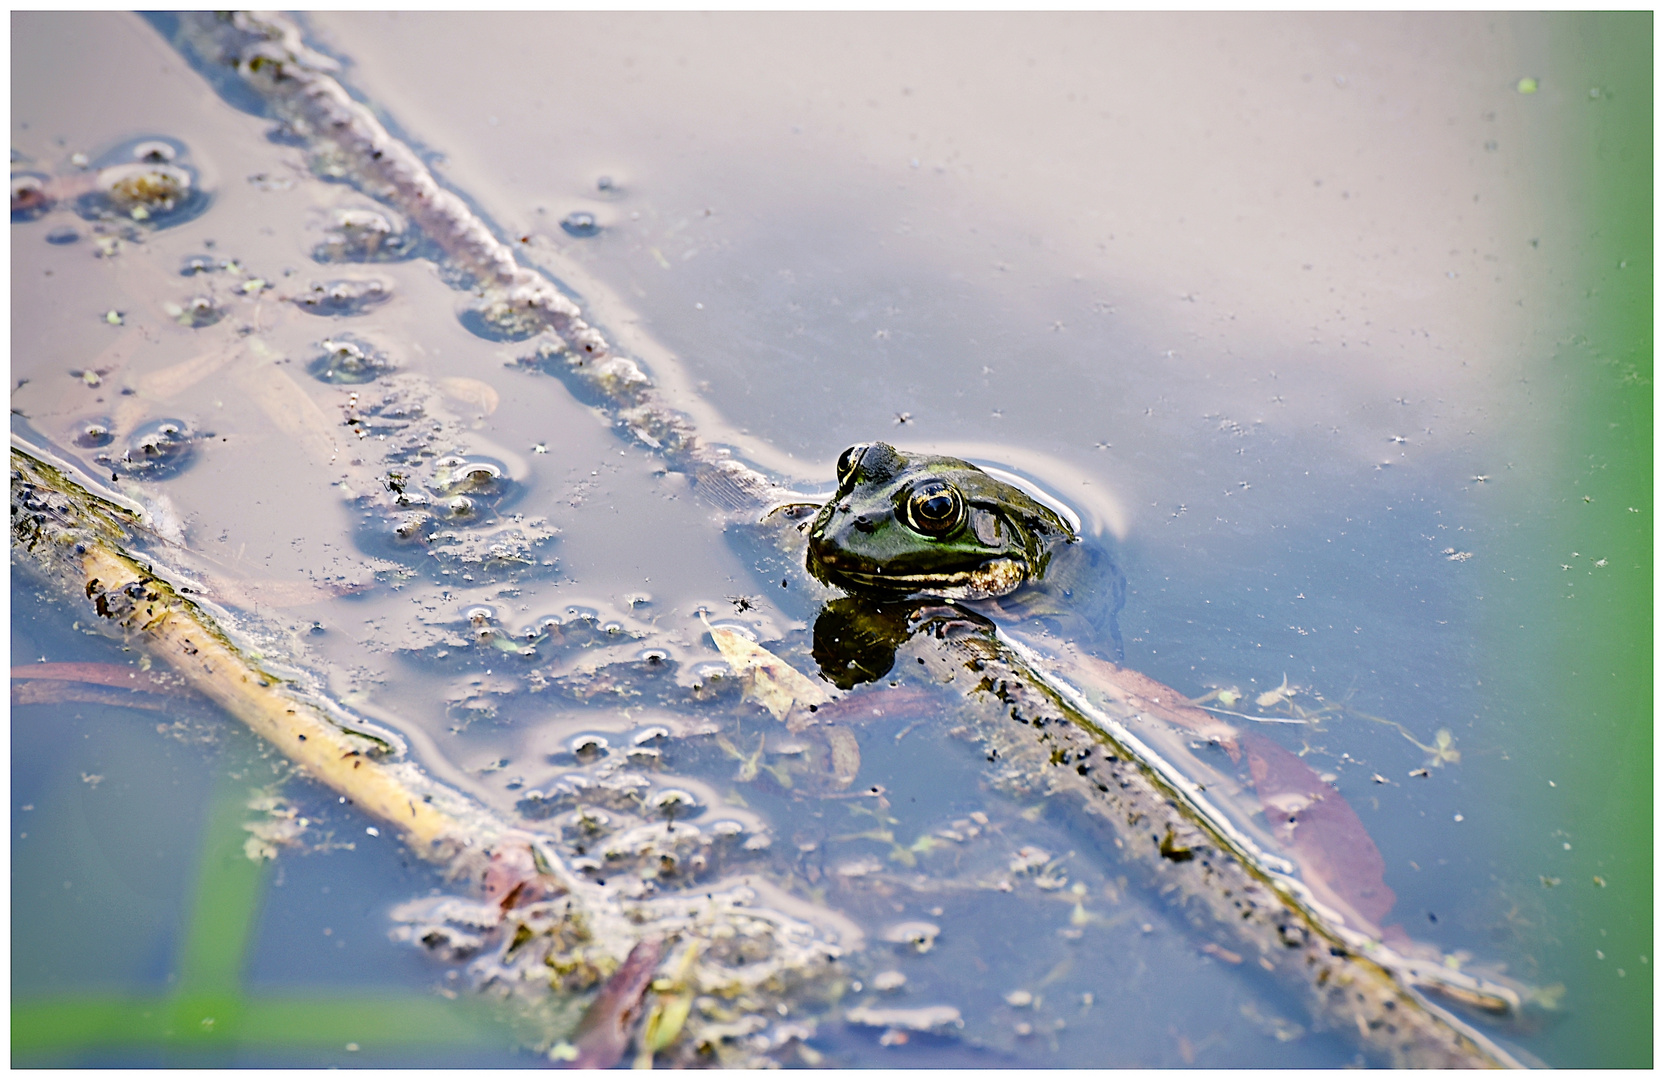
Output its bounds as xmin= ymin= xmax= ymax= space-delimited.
xmin=292 ymin=276 xmax=393 ymax=317
xmin=14 ymin=137 xmax=209 ymax=232
xmin=512 ymin=726 xmax=768 ymax=895
xmin=312 ymin=206 xmax=421 ymax=263
xmin=13 ymin=136 xmax=233 ymax=485
xmin=88 ymin=418 xmax=199 ymax=480
xmin=308 ymin=335 xmax=394 ymax=384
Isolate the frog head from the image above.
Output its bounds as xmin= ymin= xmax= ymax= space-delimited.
xmin=806 ymin=442 xmax=1077 ymax=601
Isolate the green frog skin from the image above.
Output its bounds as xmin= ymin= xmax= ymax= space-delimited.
xmin=805 ymin=441 xmax=1126 ymax=661
xmin=805 ymin=442 xmax=1079 ymax=600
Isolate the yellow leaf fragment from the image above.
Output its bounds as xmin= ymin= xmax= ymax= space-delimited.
xmin=707 ymin=624 xmax=831 ymax=721
xmin=635 ymin=941 xmax=701 ymax=1066
xmin=1256 ymin=674 xmax=1295 ymax=709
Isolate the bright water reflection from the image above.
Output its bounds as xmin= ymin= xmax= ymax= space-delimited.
xmin=11 ymin=11 xmax=1650 ymax=1067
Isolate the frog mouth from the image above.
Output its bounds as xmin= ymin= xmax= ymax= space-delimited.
xmin=816 ymin=557 xmax=1028 ymax=602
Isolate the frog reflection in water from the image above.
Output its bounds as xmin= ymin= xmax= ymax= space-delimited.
xmin=805 ymin=441 xmax=1125 ymax=676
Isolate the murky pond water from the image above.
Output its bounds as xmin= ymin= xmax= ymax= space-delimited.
xmin=12 ymin=11 xmax=1650 ymax=1068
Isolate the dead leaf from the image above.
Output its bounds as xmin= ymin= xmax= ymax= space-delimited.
xmin=1075 ymin=656 xmax=1240 ymax=756
xmin=234 ymin=357 xmax=341 ymax=468
xmin=569 ymin=936 xmax=665 ymax=1069
xmin=11 ymin=662 xmax=188 ymax=694
xmin=825 ymin=727 xmax=861 ymax=789
xmin=13 ymin=680 xmax=172 ymax=710
xmin=706 ymin=623 xmax=831 ymax=722
xmin=1242 ymin=730 xmax=1395 ymax=933
xmin=438 ymin=376 xmax=500 ymax=416
xmin=1255 ymin=673 xmax=1296 ymax=709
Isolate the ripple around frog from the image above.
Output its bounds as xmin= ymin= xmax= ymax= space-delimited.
xmin=7 ymin=10 xmax=1543 ymax=1068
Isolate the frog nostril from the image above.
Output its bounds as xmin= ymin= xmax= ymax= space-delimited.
xmin=854 ymin=514 xmax=876 ymax=533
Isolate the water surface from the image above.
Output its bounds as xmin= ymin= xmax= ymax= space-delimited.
xmin=11 ymin=11 xmax=1650 ymax=1067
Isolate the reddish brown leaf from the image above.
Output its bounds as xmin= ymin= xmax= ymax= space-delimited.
xmin=11 ymin=662 xmax=189 ymax=694
xmin=1073 ymin=656 xmax=1241 ymax=757
xmin=810 ymin=684 xmax=939 ymax=726
xmin=1241 ymin=730 xmax=1395 ymax=931
xmin=11 ymin=680 xmax=172 ymax=710
xmin=480 ymin=835 xmax=562 ymax=911
xmin=568 ymin=935 xmax=666 ymax=1069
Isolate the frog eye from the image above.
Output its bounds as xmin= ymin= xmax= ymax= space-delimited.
xmin=836 ymin=444 xmax=870 ymax=488
xmin=903 ymin=479 xmax=964 ymax=537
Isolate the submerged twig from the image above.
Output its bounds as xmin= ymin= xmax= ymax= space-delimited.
xmin=12 ymin=446 xmax=473 ymax=861
xmin=1196 ymin=704 xmax=1311 ymax=725
xmin=12 ymin=444 xmax=855 ymax=1068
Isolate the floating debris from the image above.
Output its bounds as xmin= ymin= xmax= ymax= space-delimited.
xmin=313 ymin=206 xmax=420 ymax=262
xmin=163 ymin=295 xmax=224 ymax=328
xmin=845 ymin=1003 xmax=964 ymax=1033
xmin=292 ymin=277 xmax=393 ymax=316
xmin=11 ymin=172 xmax=54 ymax=220
xmin=308 ymin=335 xmax=393 ymax=384
xmin=560 ymin=210 xmax=598 ymax=238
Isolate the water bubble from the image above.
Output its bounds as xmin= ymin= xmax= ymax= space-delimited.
xmin=45 ymin=226 xmax=80 ymax=245
xmin=97 ymin=163 xmax=194 ymax=216
xmin=457 ymin=297 xmax=543 ymax=342
xmin=650 ymin=788 xmax=701 ymax=819
xmin=560 ymin=211 xmax=598 ymax=238
xmin=881 ymin=920 xmax=941 ymax=953
xmin=438 ymin=458 xmax=506 ymax=497
xmin=165 ymin=295 xmax=224 ymax=329
xmin=130 ymin=141 xmax=177 ymax=164
xmin=179 ymin=254 xmax=218 ymax=276
xmin=596 ymin=176 xmax=616 ymax=193
xmin=73 ymin=419 xmax=113 ymax=448
xmin=308 ymin=336 xmax=393 ymax=383
xmin=465 ymin=606 xmax=495 ymax=627
xmin=444 ymin=495 xmax=475 ymax=519
xmin=692 ymin=661 xmax=729 ymax=683
xmin=637 ymin=648 xmax=670 ymax=667
xmin=11 ymin=173 xmax=53 ymax=221
xmin=108 ymin=418 xmax=195 ymax=478
xmin=313 ymin=206 xmax=418 ymax=263
xmin=391 ymin=512 xmax=430 ymax=542
xmin=632 ymin=725 xmax=671 ymax=746
xmin=293 ymin=278 xmax=393 ymax=317
xmin=570 ymin=734 xmax=609 ymax=763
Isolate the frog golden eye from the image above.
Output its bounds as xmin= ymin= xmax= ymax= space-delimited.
xmin=836 ymin=444 xmax=870 ymax=488
xmin=903 ymin=479 xmax=964 ymax=537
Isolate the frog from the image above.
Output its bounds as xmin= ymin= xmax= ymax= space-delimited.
xmin=804 ymin=441 xmax=1126 ymax=664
